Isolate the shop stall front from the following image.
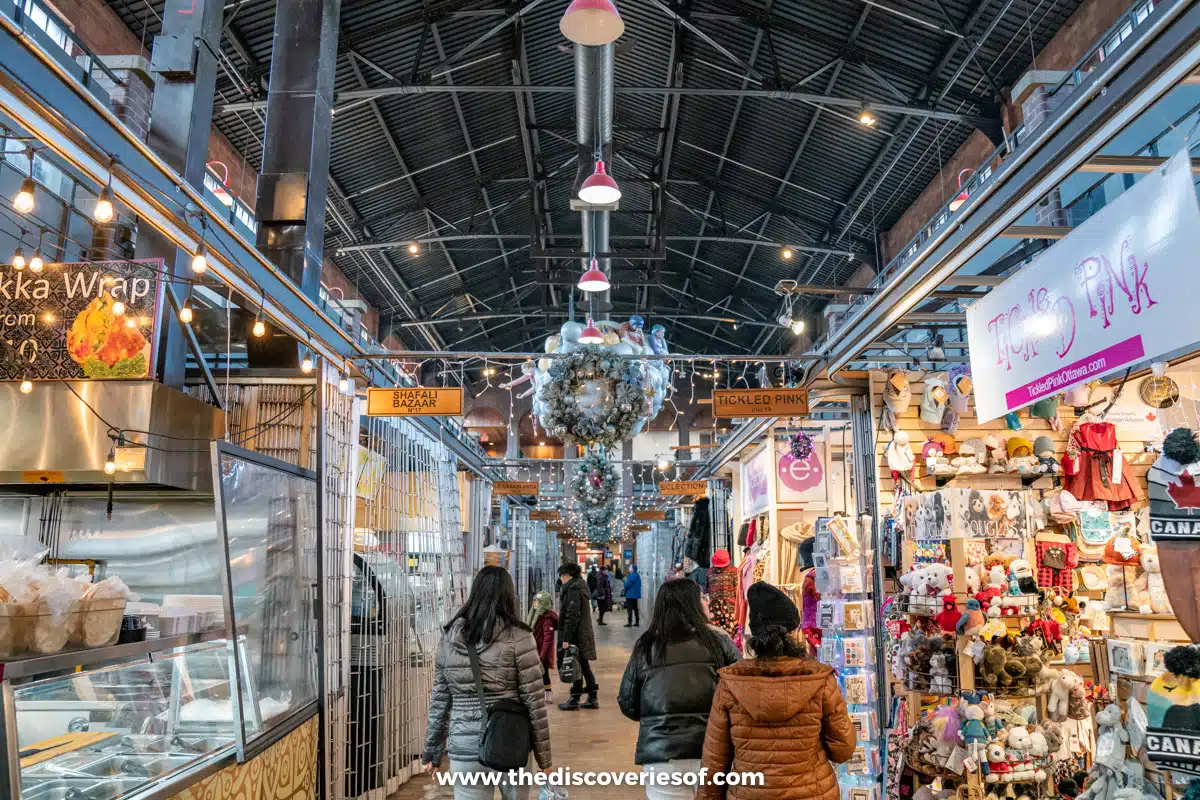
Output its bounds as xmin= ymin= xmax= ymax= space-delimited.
xmin=0 ymin=382 xmax=322 ymax=800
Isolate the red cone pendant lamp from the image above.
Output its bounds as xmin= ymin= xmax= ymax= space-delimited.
xmin=560 ymin=0 xmax=624 ymax=46
xmin=578 ymin=159 xmax=621 ymax=205
xmin=579 ymin=317 xmax=604 ymax=344
xmin=578 ymin=258 xmax=610 ymax=293
xmin=949 ymin=168 xmax=974 ymax=212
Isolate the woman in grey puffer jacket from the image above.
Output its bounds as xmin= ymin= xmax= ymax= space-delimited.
xmin=423 ymin=566 xmax=552 ymax=799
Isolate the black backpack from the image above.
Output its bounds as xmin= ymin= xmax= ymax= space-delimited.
xmin=467 ymin=642 xmax=533 ymax=771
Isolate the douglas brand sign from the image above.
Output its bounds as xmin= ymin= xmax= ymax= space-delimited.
xmin=0 ymin=259 xmax=163 ymax=381
xmin=965 ymin=149 xmax=1200 ymax=422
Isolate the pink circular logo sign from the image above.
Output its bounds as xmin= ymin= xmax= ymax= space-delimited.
xmin=778 ymin=451 xmax=823 ymax=493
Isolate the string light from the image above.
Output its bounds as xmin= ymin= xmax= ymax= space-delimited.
xmin=94 ymin=160 xmax=115 ymax=223
xmin=789 ymin=318 xmax=806 ymax=335
xmin=191 ymin=240 xmax=208 ymax=274
xmin=11 ymin=246 xmax=24 ymax=271
xmin=858 ymin=103 xmax=877 ymax=127
xmin=780 ymin=247 xmax=794 ymax=260
xmin=178 ymin=287 xmax=194 ymax=324
xmin=112 ymin=300 xmax=125 ymax=316
xmin=338 ymin=373 xmax=350 ymax=393
xmin=301 ymin=355 xmax=314 ymax=374
xmin=104 ymin=441 xmax=117 ymax=475
xmin=408 ymin=242 xmax=420 ymax=255
xmin=13 ymin=149 xmax=35 ymax=213
xmin=252 ymin=317 xmax=266 ymax=337
xmin=19 ymin=374 xmax=33 ymax=394
xmin=28 ymin=230 xmax=44 ymax=273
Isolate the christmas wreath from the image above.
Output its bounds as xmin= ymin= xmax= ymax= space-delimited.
xmin=539 ymin=347 xmax=649 ymax=447
xmin=572 ymin=452 xmax=620 ymax=508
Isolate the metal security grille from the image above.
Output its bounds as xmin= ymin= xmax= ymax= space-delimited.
xmin=708 ymin=482 xmax=732 ymax=555
xmin=462 ymin=475 xmax=492 ymax=576
xmin=509 ymin=506 xmax=532 ymax=614
xmin=636 ymin=518 xmax=679 ymax=613
xmin=347 ymin=415 xmax=469 ymax=799
xmin=319 ymin=369 xmax=358 ymax=800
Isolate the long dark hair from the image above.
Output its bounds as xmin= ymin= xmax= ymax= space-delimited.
xmin=748 ymin=623 xmax=805 ymax=660
xmin=445 ymin=565 xmax=529 ymax=645
xmin=631 ymin=579 xmax=728 ymax=665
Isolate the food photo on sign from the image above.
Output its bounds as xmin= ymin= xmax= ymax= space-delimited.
xmin=0 ymin=259 xmax=162 ymax=382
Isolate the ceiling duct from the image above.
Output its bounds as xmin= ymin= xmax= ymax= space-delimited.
xmin=574 ymin=42 xmax=614 ymax=313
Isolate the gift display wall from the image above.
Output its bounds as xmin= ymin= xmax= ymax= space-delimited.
xmin=867 ymin=369 xmax=1191 ymax=800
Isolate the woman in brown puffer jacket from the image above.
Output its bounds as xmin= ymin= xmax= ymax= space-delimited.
xmin=698 ymin=582 xmax=856 ymax=800
xmin=423 ymin=566 xmax=551 ymax=798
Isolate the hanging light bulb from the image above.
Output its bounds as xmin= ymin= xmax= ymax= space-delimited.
xmin=657 ymin=455 xmax=670 ymax=470
xmin=789 ymin=318 xmax=806 ymax=335
xmin=19 ymin=375 xmax=33 ymax=394
xmin=111 ymin=300 xmax=125 ymax=316
xmin=407 ymin=242 xmax=420 ymax=255
xmin=179 ymin=305 xmax=193 ymax=324
xmin=579 ymin=317 xmax=604 ymax=344
xmin=578 ymin=258 xmax=610 ymax=292
xmin=28 ymin=244 xmax=44 ymax=274
xmin=252 ymin=318 xmax=266 ymax=337
xmin=559 ymin=0 xmax=624 ymax=45
xmin=94 ymin=184 xmax=115 ymax=224
xmin=578 ymin=159 xmax=621 ymax=204
xmin=11 ymin=247 xmax=25 ymax=271
xmin=104 ymin=443 xmax=117 ymax=475
xmin=338 ymin=374 xmax=350 ymax=393
xmin=191 ymin=241 xmax=208 ymax=274
xmin=301 ymin=355 xmax=314 ymax=374
xmin=858 ymin=103 xmax=877 ymax=127
xmin=14 ymin=176 xmax=35 ymax=214
xmin=780 ymin=247 xmax=794 ymax=260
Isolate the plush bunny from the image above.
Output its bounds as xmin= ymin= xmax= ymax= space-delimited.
xmin=1140 ymin=546 xmax=1173 ymax=615
xmin=1047 ymin=670 xmax=1072 ymax=721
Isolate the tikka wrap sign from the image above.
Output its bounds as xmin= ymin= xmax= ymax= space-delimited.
xmin=0 ymin=259 xmax=162 ymax=380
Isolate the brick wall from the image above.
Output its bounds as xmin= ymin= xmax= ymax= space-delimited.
xmin=881 ymin=131 xmax=997 ymax=261
xmin=878 ymin=0 xmax=1135 ymax=263
xmin=48 ymin=0 xmax=257 ymax=203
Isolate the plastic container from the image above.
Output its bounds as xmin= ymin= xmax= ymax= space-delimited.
xmin=27 ymin=601 xmax=79 ymax=655
xmin=118 ymin=614 xmax=148 ymax=644
xmin=158 ymin=609 xmax=199 ymax=637
xmin=71 ymin=597 xmax=127 ymax=648
xmin=0 ymin=601 xmax=35 ymax=658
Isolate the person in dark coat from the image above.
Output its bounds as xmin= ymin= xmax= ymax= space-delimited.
xmin=684 ymin=497 xmax=712 ymax=569
xmin=619 ymin=578 xmax=740 ymax=796
xmin=596 ymin=565 xmax=614 ymax=626
xmin=586 ymin=567 xmax=599 ymax=610
xmin=557 ymin=562 xmax=599 ymax=710
xmin=624 ymin=565 xmax=643 ymax=627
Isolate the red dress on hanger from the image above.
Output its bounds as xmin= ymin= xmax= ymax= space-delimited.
xmin=1064 ymin=421 xmax=1144 ymax=510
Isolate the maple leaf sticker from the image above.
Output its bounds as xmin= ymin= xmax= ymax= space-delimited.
xmin=1147 ymin=412 xmax=1157 ymax=422
xmin=1166 ymin=472 xmax=1200 ymax=509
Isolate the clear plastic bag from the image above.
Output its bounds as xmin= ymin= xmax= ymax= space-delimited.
xmin=539 ymin=786 xmax=568 ymax=800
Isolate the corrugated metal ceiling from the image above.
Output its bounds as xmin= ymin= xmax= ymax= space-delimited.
xmin=103 ymin=0 xmax=1085 ymax=353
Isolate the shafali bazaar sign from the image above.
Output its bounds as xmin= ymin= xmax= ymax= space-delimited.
xmin=713 ymin=388 xmax=808 ymax=417
xmin=0 ymin=259 xmax=162 ymax=381
xmin=966 ymin=149 xmax=1200 ymax=422
xmin=366 ymin=387 xmax=464 ymax=417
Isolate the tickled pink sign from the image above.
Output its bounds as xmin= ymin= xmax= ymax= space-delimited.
xmin=966 ymin=149 xmax=1200 ymax=422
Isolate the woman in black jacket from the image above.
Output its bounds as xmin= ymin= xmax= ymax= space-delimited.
xmin=618 ymin=578 xmax=740 ymax=798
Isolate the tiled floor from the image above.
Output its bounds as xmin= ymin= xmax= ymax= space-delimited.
xmin=389 ymin=613 xmax=642 ymax=799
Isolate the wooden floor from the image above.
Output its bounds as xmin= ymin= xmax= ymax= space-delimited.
xmin=389 ymin=610 xmax=642 ymax=799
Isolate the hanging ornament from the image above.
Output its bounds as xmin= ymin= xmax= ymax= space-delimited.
xmin=789 ymin=430 xmax=814 ymax=461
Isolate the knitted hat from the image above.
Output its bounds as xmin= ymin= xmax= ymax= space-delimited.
xmin=931 ymin=433 xmax=958 ymax=455
xmin=1033 ymin=436 xmax=1056 ymax=458
xmin=941 ymin=405 xmax=961 ymax=435
xmin=711 ymin=549 xmax=731 ymax=569
xmin=1031 ymin=396 xmax=1059 ymax=419
xmin=748 ymin=581 xmax=801 ymax=632
xmin=949 ymin=366 xmax=973 ymax=414
xmin=1102 ymin=535 xmax=1141 ymax=567
xmin=884 ymin=370 xmax=912 ymax=413
xmin=1007 ymin=437 xmax=1033 ymax=458
xmin=922 ymin=439 xmax=944 ymax=461
xmin=965 ymin=437 xmax=989 ymax=464
xmin=886 ymin=431 xmax=915 ymax=472
xmin=1049 ymin=489 xmax=1082 ymax=524
xmin=920 ymin=376 xmax=949 ymax=424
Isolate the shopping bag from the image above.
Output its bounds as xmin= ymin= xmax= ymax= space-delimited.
xmin=558 ymin=644 xmax=580 ymax=684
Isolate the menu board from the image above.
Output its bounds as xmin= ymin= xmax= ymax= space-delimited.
xmin=0 ymin=258 xmax=163 ymax=380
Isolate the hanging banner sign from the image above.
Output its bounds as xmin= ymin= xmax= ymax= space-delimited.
xmin=493 ymin=481 xmax=539 ymax=495
xmin=0 ymin=258 xmax=164 ymax=381
xmin=659 ymin=480 xmax=707 ymax=496
xmin=546 ymin=522 xmax=567 ymax=531
xmin=366 ymin=387 xmax=464 ymax=417
xmin=966 ymin=149 xmax=1200 ymax=422
xmin=630 ymin=524 xmax=652 ymax=532
xmin=530 ymin=510 xmax=560 ymax=521
xmin=634 ymin=510 xmax=666 ymax=521
xmin=713 ymin=388 xmax=809 ymax=417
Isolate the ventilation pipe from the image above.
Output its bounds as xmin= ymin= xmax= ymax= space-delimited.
xmin=574 ymin=42 xmax=614 ymax=314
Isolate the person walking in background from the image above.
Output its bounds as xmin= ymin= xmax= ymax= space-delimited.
xmin=422 ymin=566 xmax=551 ymax=799
xmin=527 ymin=590 xmax=558 ymax=695
xmin=557 ymin=563 xmax=599 ymax=710
xmin=614 ymin=564 xmax=626 ymax=611
xmin=624 ymin=565 xmax=643 ymax=627
xmin=587 ymin=566 xmax=599 ymax=611
xmin=618 ymin=579 xmax=740 ymax=799
xmin=596 ymin=565 xmax=614 ymax=626
xmin=698 ymin=582 xmax=855 ymax=800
